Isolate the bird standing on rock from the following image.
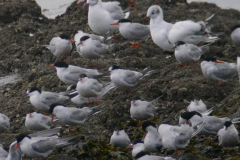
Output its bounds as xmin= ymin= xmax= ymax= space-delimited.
xmin=110 ymin=126 xmax=131 ymax=148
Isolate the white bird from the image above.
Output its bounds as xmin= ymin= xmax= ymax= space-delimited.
xmin=25 ymin=112 xmax=51 ymax=131
xmin=134 ymin=151 xmax=176 ymax=160
xmin=217 ymin=121 xmax=239 ymax=147
xmin=76 ymin=74 xmax=105 ymax=103
xmin=49 ymin=61 xmax=103 ymax=85
xmin=108 ymin=65 xmax=154 ymax=93
xmin=0 ymin=113 xmax=10 ymax=138
xmin=0 ymin=141 xmax=23 ymax=160
xmin=24 ymin=87 xmax=70 ymax=112
xmin=77 ymin=36 xmax=108 ymax=67
xmin=14 ymin=132 xmax=79 ymax=159
xmin=231 ymin=25 xmax=240 ymax=46
xmin=144 ymin=5 xmax=174 ymax=52
xmin=110 ymin=126 xmax=131 ymax=148
xmin=168 ymin=14 xmax=218 ymax=45
xmin=187 ymin=98 xmax=207 ymax=113
xmin=69 ymin=83 xmax=116 ymax=105
xmin=142 ymin=121 xmax=162 ymax=152
xmin=111 ymin=19 xmax=150 ymax=48
xmin=201 ymin=57 xmax=238 ymax=85
xmin=130 ymin=96 xmax=161 ymax=121
xmin=179 ymin=111 xmax=240 ymax=135
xmin=83 ymin=0 xmax=129 ymax=43
xmin=158 ymin=123 xmax=205 ymax=155
xmin=127 ymin=139 xmax=145 ymax=157
xmin=42 ymin=34 xmax=75 ymax=61
xmin=49 ymin=103 xmax=103 ymax=131
xmin=174 ymin=41 xmax=211 ymax=69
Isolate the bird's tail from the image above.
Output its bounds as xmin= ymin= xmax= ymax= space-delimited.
xmin=201 ymin=106 xmax=215 ymax=116
xmin=90 ymin=103 xmax=105 ymax=116
xmin=29 ymin=127 xmax=62 ymax=137
xmin=42 ymin=45 xmax=50 ymax=49
xmin=98 ymin=83 xmax=116 ymax=99
xmin=56 ymin=134 xmax=81 ymax=148
xmin=150 ymin=95 xmax=164 ymax=106
xmin=140 ymin=67 xmax=155 ymax=80
xmin=230 ymin=110 xmax=240 ymax=123
xmin=191 ymin=122 xmax=206 ymax=138
xmin=199 ymin=42 xmax=215 ymax=55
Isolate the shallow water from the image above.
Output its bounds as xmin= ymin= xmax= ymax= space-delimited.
xmin=0 ymin=74 xmax=20 ymax=87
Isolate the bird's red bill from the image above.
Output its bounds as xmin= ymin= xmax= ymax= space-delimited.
xmin=14 ymin=144 xmax=20 ymax=152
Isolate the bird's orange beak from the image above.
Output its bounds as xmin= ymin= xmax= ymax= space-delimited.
xmin=49 ymin=65 xmax=55 ymax=67
xmin=83 ymin=3 xmax=89 ymax=8
xmin=20 ymin=94 xmax=28 ymax=98
xmin=185 ymin=121 xmax=190 ymax=124
xmin=69 ymin=39 xmax=76 ymax=43
xmin=14 ymin=144 xmax=20 ymax=152
xmin=127 ymin=145 xmax=133 ymax=149
xmin=215 ymin=61 xmax=224 ymax=63
xmin=111 ymin=23 xmax=119 ymax=25
xmin=144 ymin=16 xmax=149 ymax=21
xmin=79 ymin=78 xmax=82 ymax=81
xmin=78 ymin=42 xmax=82 ymax=46
xmin=116 ymin=131 xmax=119 ymax=134
xmin=51 ymin=115 xmax=54 ymax=122
xmin=131 ymin=101 xmax=135 ymax=104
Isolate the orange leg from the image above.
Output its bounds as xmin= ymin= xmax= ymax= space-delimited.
xmin=68 ymin=126 xmax=71 ymax=132
xmin=130 ymin=40 xmax=136 ymax=48
xmin=127 ymin=0 xmax=131 ymax=7
xmin=59 ymin=56 xmax=62 ymax=61
xmin=215 ymin=81 xmax=219 ymax=85
xmin=220 ymin=81 xmax=223 ymax=85
xmin=87 ymin=97 xmax=91 ymax=104
xmin=134 ymin=41 xmax=140 ymax=48
xmin=95 ymin=59 xmax=99 ymax=67
xmin=172 ymin=150 xmax=179 ymax=155
xmin=133 ymin=0 xmax=136 ymax=10
xmin=88 ymin=59 xmax=92 ymax=67
xmin=1 ymin=131 xmax=5 ymax=138
xmin=94 ymin=96 xmax=98 ymax=103
xmin=71 ymin=126 xmax=76 ymax=132
xmin=65 ymin=55 xmax=71 ymax=61
xmin=45 ymin=111 xmax=48 ymax=116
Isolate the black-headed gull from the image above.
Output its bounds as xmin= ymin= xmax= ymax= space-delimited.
xmin=111 ymin=19 xmax=150 ymax=48
xmin=24 ymin=87 xmax=70 ymax=112
xmin=42 ymin=34 xmax=75 ymax=61
xmin=49 ymin=61 xmax=103 ymax=84
xmin=77 ymin=36 xmax=108 ymax=67
xmin=134 ymin=151 xmax=175 ymax=160
xmin=1 ymin=141 xmax=23 ymax=160
xmin=14 ymin=132 xmax=79 ymax=159
xmin=145 ymin=5 xmax=174 ymax=52
xmin=110 ymin=126 xmax=131 ymax=148
xmin=201 ymin=57 xmax=237 ymax=85
xmin=49 ymin=103 xmax=103 ymax=131
xmin=187 ymin=98 xmax=207 ymax=113
xmin=142 ymin=121 xmax=162 ymax=152
xmin=25 ymin=112 xmax=51 ymax=131
xmin=217 ymin=121 xmax=239 ymax=147
xmin=0 ymin=113 xmax=10 ymax=138
xmin=127 ymin=139 xmax=145 ymax=157
xmin=130 ymin=96 xmax=162 ymax=121
xmin=231 ymin=25 xmax=240 ymax=46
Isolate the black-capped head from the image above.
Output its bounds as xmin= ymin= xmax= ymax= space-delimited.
xmin=180 ymin=111 xmax=202 ymax=121
xmin=202 ymin=57 xmax=217 ymax=62
xmin=79 ymin=74 xmax=87 ymax=78
xmin=132 ymin=139 xmax=143 ymax=145
xmin=193 ymin=96 xmax=201 ymax=101
xmin=27 ymin=87 xmax=41 ymax=94
xmin=16 ymin=133 xmax=31 ymax=143
xmin=224 ymin=121 xmax=232 ymax=130
xmin=59 ymin=34 xmax=70 ymax=40
xmin=142 ymin=121 xmax=156 ymax=132
xmin=53 ymin=61 xmax=69 ymax=68
xmin=231 ymin=25 xmax=240 ymax=32
xmin=135 ymin=151 xmax=148 ymax=159
xmin=108 ymin=65 xmax=121 ymax=71
xmin=175 ymin=41 xmax=186 ymax=47
xmin=118 ymin=19 xmax=132 ymax=23
xmin=80 ymin=36 xmax=90 ymax=42
xmin=49 ymin=103 xmax=62 ymax=114
xmin=114 ymin=126 xmax=123 ymax=131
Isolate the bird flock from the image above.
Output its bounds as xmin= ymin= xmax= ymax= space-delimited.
xmin=1 ymin=0 xmax=240 ymax=159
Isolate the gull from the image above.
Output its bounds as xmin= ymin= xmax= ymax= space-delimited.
xmin=127 ymin=139 xmax=145 ymax=157
xmin=187 ymin=98 xmax=207 ymax=113
xmin=25 ymin=112 xmax=51 ymax=131
xmin=111 ymin=19 xmax=150 ymax=48
xmin=49 ymin=61 xmax=103 ymax=85
xmin=0 ymin=113 xmax=10 ymax=138
xmin=142 ymin=121 xmax=162 ymax=152
xmin=0 ymin=141 xmax=23 ymax=160
xmin=231 ymin=25 xmax=240 ymax=46
xmin=110 ymin=126 xmax=131 ymax=148
xmin=201 ymin=57 xmax=237 ymax=85
xmin=49 ymin=103 xmax=103 ymax=132
xmin=217 ymin=121 xmax=239 ymax=147
xmin=42 ymin=34 xmax=75 ymax=61
xmin=144 ymin=5 xmax=174 ymax=52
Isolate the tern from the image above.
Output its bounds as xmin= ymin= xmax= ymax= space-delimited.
xmin=231 ymin=25 xmax=240 ymax=46
xmin=187 ymin=98 xmax=207 ymax=113
xmin=25 ymin=112 xmax=52 ymax=131
xmin=110 ymin=126 xmax=131 ymax=148
xmin=127 ymin=139 xmax=145 ymax=157
xmin=0 ymin=113 xmax=10 ymax=138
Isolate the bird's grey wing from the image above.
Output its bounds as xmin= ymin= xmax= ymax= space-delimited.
xmin=40 ymin=116 xmax=51 ymax=127
xmin=31 ymin=138 xmax=57 ymax=153
xmin=188 ymin=46 xmax=201 ymax=58
xmin=129 ymin=24 xmax=150 ymax=39
xmin=49 ymin=38 xmax=58 ymax=53
xmin=204 ymin=117 xmax=223 ymax=133
xmin=41 ymin=92 xmax=60 ymax=105
xmin=213 ymin=65 xmax=238 ymax=80
xmin=104 ymin=2 xmax=124 ymax=20
xmin=69 ymin=109 xmax=88 ymax=121
xmin=145 ymin=104 xmax=156 ymax=117
xmin=123 ymin=72 xmax=139 ymax=85
xmin=91 ymin=82 xmax=102 ymax=92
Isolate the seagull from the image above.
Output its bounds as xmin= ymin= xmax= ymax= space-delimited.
xmin=134 ymin=151 xmax=176 ymax=160
xmin=201 ymin=57 xmax=238 ymax=85
xmin=42 ymin=34 xmax=75 ymax=61
xmin=110 ymin=126 xmax=131 ymax=148
xmin=83 ymin=0 xmax=130 ymax=43
xmin=25 ymin=112 xmax=51 ymax=131
xmin=24 ymin=87 xmax=71 ymax=112
xmin=14 ymin=132 xmax=79 ymax=159
xmin=144 ymin=5 xmax=174 ymax=52
xmin=0 ymin=113 xmax=10 ymax=138
xmin=130 ymin=96 xmax=162 ymax=121
xmin=173 ymin=41 xmax=212 ymax=69
xmin=76 ymin=74 xmax=106 ymax=103
xmin=158 ymin=123 xmax=205 ymax=155
xmin=49 ymin=61 xmax=103 ymax=84
xmin=142 ymin=121 xmax=162 ymax=152
xmin=77 ymin=36 xmax=109 ymax=66
xmin=0 ymin=141 xmax=23 ymax=160
xmin=231 ymin=25 xmax=240 ymax=46
xmin=49 ymin=103 xmax=103 ymax=132
xmin=179 ymin=111 xmax=240 ymax=135
xmin=217 ymin=121 xmax=239 ymax=147
xmin=168 ymin=14 xmax=218 ymax=45
xmin=187 ymin=98 xmax=207 ymax=113
xmin=108 ymin=65 xmax=154 ymax=93
xmin=127 ymin=139 xmax=145 ymax=157
xmin=111 ymin=19 xmax=150 ymax=48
